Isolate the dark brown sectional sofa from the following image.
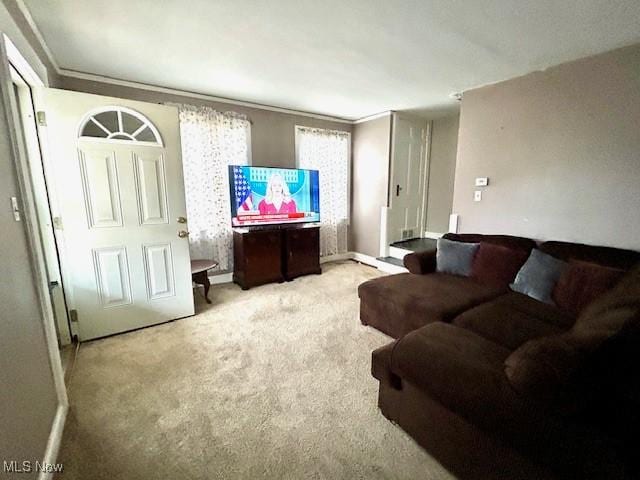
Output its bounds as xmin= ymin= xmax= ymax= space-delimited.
xmin=358 ymin=233 xmax=640 ymax=479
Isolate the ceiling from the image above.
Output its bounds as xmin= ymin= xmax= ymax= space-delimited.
xmin=23 ymin=0 xmax=640 ymax=120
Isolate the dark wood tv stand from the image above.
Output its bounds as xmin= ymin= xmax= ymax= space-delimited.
xmin=233 ymin=225 xmax=321 ymax=290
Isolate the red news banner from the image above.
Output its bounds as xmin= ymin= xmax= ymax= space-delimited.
xmin=236 ymin=212 xmax=305 ymax=223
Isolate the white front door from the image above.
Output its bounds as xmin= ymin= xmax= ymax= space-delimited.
xmin=34 ymin=88 xmax=194 ymax=340
xmin=387 ymin=113 xmax=429 ymax=243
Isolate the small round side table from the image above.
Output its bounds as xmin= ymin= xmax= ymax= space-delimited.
xmin=191 ymin=259 xmax=219 ymax=304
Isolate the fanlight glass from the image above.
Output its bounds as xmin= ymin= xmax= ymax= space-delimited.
xmin=79 ymin=107 xmax=162 ymax=145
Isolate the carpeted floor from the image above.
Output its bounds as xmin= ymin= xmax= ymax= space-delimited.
xmin=56 ymin=261 xmax=454 ymax=480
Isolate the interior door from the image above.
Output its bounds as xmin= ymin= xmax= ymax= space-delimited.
xmin=388 ymin=114 xmax=429 ymax=243
xmin=33 ymin=88 xmax=194 ymax=340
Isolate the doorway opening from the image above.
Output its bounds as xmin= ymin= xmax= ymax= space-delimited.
xmin=7 ymin=43 xmax=76 ymax=376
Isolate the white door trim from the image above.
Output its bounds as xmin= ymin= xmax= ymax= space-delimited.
xmin=421 ymin=121 xmax=433 ymax=235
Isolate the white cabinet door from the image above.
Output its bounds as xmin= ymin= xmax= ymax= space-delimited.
xmin=387 ymin=113 xmax=429 ymax=243
xmin=34 ymin=88 xmax=194 ymax=340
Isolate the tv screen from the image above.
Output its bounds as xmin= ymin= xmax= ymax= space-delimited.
xmin=229 ymin=165 xmax=320 ymax=227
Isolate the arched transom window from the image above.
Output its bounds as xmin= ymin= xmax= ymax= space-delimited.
xmin=78 ymin=107 xmax=163 ymax=146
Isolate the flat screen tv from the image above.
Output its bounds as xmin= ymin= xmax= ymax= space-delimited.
xmin=229 ymin=165 xmax=320 ymax=227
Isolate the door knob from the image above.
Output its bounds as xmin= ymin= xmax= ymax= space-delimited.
xmin=178 ymin=230 xmax=190 ymax=238
xmin=177 ymin=216 xmax=187 ymax=223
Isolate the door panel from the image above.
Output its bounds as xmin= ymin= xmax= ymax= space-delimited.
xmin=133 ymin=153 xmax=168 ymax=225
xmin=92 ymin=246 xmax=132 ymax=307
xmin=34 ymin=88 xmax=194 ymax=340
xmin=79 ymin=149 xmax=123 ymax=228
xmin=143 ymin=243 xmax=175 ymax=299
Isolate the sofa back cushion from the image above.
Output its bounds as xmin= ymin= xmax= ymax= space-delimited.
xmin=553 ymin=260 xmax=625 ymax=317
xmin=572 ymin=264 xmax=640 ymax=337
xmin=435 ymin=238 xmax=479 ymax=276
xmin=539 ymin=241 xmax=640 ymax=270
xmin=504 ymin=333 xmax=581 ymax=404
xmin=471 ymin=243 xmax=530 ymax=288
xmin=443 ymin=233 xmax=535 ymax=252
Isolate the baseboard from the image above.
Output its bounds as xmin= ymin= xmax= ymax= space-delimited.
xmin=320 ymin=252 xmax=353 ymax=264
xmin=351 ymin=252 xmax=377 ymax=267
xmin=351 ymin=252 xmax=408 ymax=274
xmin=38 ymin=403 xmax=67 ymax=480
xmin=207 ymin=272 xmax=233 ymax=285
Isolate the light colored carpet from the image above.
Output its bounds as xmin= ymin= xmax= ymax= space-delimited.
xmin=56 ymin=261 xmax=454 ymax=480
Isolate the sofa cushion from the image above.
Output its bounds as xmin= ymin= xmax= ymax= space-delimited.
xmin=390 ymin=323 xmax=525 ymax=430
xmin=505 ymin=266 xmax=640 ymax=412
xmin=436 ymin=238 xmax=479 ymax=276
xmin=471 ymin=243 xmax=530 ymax=288
xmin=452 ymin=292 xmax=569 ymax=349
xmin=553 ymin=260 xmax=625 ymax=316
xmin=510 ymin=249 xmax=567 ymax=304
xmin=504 ymin=333 xmax=582 ymax=404
xmin=358 ymin=273 xmax=505 ymax=338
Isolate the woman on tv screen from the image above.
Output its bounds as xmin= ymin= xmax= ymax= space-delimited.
xmin=258 ymin=173 xmax=298 ymax=214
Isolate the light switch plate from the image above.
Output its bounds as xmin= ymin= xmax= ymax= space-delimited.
xmin=475 ymin=177 xmax=489 ymax=187
xmin=474 ymin=190 xmax=482 ymax=202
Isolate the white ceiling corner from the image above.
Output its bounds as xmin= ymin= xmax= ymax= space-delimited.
xmin=22 ymin=0 xmax=640 ymax=121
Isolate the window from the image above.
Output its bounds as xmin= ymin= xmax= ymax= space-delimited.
xmin=78 ymin=107 xmax=163 ymax=146
xmin=295 ymin=126 xmax=350 ymax=256
xmin=172 ymin=104 xmax=251 ymax=270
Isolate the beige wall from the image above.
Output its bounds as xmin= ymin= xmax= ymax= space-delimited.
xmin=57 ymin=76 xmax=352 ymax=169
xmin=426 ymin=114 xmax=459 ymax=233
xmin=351 ymin=115 xmax=391 ymax=256
xmin=1 ymin=6 xmax=60 ymax=473
xmin=452 ymin=43 xmax=640 ymax=250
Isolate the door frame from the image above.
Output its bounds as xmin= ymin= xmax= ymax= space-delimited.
xmin=1 ymin=33 xmax=68 ymax=473
xmin=382 ymin=112 xmax=432 ymax=253
xmin=10 ymin=64 xmax=73 ymax=346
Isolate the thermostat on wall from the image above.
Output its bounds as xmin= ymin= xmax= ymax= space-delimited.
xmin=475 ymin=177 xmax=489 ymax=187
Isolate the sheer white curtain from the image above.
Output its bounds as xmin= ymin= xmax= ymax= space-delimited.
xmin=296 ymin=126 xmax=350 ymax=256
xmin=172 ymin=104 xmax=251 ymax=270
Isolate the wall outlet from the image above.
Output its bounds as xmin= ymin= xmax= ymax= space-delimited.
xmin=475 ymin=177 xmax=489 ymax=187
xmin=474 ymin=190 xmax=482 ymax=202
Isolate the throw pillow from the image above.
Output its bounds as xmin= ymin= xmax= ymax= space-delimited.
xmin=435 ymin=238 xmax=479 ymax=277
xmin=510 ymin=249 xmax=567 ymax=304
xmin=471 ymin=242 xmax=530 ymax=288
xmin=553 ymin=260 xmax=625 ymax=317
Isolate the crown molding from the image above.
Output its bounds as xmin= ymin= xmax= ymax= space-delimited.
xmin=352 ymin=111 xmax=393 ymax=124
xmin=59 ymin=69 xmax=356 ymax=124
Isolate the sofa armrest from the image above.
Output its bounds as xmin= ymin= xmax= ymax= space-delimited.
xmin=372 ymin=341 xmax=402 ymax=389
xmin=403 ymin=249 xmax=437 ymax=274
